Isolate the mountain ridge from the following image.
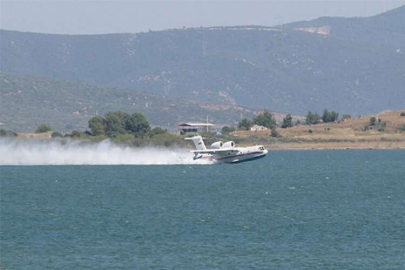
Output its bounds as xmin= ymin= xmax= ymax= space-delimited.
xmin=1 ymin=6 xmax=404 ymax=121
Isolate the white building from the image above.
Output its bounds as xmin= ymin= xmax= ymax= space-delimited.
xmin=178 ymin=123 xmax=215 ymax=134
xmin=250 ymin=125 xmax=268 ymax=132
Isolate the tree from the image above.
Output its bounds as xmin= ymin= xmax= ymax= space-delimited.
xmin=253 ymin=109 xmax=276 ymax=129
xmin=281 ymin=114 xmax=293 ymax=128
xmin=342 ymin=114 xmax=351 ymax=121
xmin=71 ymin=130 xmax=81 ymax=138
xmin=88 ymin=115 xmax=106 ymax=136
xmin=149 ymin=127 xmax=166 ymax=137
xmin=0 ymin=129 xmax=17 ymax=137
xmin=323 ymin=109 xmax=339 ymax=123
xmin=271 ymin=128 xmax=281 ymax=138
xmin=322 ymin=109 xmax=332 ymax=123
xmin=370 ymin=117 xmax=377 ymax=126
xmin=221 ymin=126 xmax=236 ymax=134
xmin=35 ymin=124 xmax=52 ymax=133
xmin=238 ymin=118 xmax=253 ymax=130
xmin=104 ymin=111 xmax=129 ymax=137
xmin=125 ymin=112 xmax=150 ymax=136
xmin=330 ymin=111 xmax=339 ymax=122
xmin=51 ymin=131 xmax=62 ymax=138
xmin=305 ymin=112 xmax=321 ymax=125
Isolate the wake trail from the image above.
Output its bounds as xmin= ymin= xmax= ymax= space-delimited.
xmin=0 ymin=139 xmax=212 ymax=165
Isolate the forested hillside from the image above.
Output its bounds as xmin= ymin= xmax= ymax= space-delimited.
xmin=0 ymin=73 xmax=260 ymax=132
xmin=1 ymin=6 xmax=404 ymax=129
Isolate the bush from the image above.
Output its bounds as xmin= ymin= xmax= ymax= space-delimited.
xmin=370 ymin=117 xmax=377 ymax=126
xmin=270 ymin=129 xmax=281 ymax=138
xmin=238 ymin=118 xmax=253 ymax=130
xmin=51 ymin=131 xmax=62 ymax=138
xmin=149 ymin=127 xmax=167 ymax=137
xmin=306 ymin=112 xmax=321 ymax=125
xmin=88 ymin=115 xmax=106 ymax=136
xmin=90 ymin=111 xmax=151 ymax=138
xmin=221 ymin=126 xmax=236 ymax=134
xmin=71 ymin=130 xmax=81 ymax=138
xmin=308 ymin=129 xmax=313 ymax=134
xmin=114 ymin=133 xmax=136 ymax=141
xmin=400 ymin=112 xmax=405 ymax=117
xmin=377 ymin=121 xmax=387 ymax=132
xmin=364 ymin=125 xmax=372 ymax=131
xmin=322 ymin=109 xmax=339 ymax=123
xmin=35 ymin=124 xmax=52 ymax=133
xmin=281 ymin=114 xmax=293 ymax=128
xmin=342 ymin=114 xmax=351 ymax=121
xmin=0 ymin=129 xmax=17 ymax=137
xmin=253 ymin=109 xmax=276 ymax=129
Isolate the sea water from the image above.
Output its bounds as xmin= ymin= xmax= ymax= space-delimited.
xmin=1 ymin=150 xmax=405 ymax=269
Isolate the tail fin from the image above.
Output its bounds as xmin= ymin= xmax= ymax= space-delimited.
xmin=184 ymin=136 xmax=207 ymax=151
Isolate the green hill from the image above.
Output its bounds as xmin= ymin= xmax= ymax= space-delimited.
xmin=1 ymin=6 xmax=404 ymax=116
xmin=0 ymin=73 xmax=260 ymax=132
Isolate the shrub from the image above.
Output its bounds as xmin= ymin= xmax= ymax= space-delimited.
xmin=149 ymin=133 xmax=185 ymax=147
xmin=221 ymin=126 xmax=236 ymax=134
xmin=306 ymin=112 xmax=321 ymax=125
xmin=322 ymin=109 xmax=339 ymax=123
xmin=342 ymin=114 xmax=351 ymax=121
xmin=281 ymin=114 xmax=293 ymax=128
xmin=379 ymin=121 xmax=387 ymax=131
xmin=238 ymin=118 xmax=253 ymax=130
xmin=51 ymin=131 xmax=62 ymax=138
xmin=0 ymin=129 xmax=17 ymax=137
xmin=149 ymin=127 xmax=167 ymax=137
xmin=369 ymin=117 xmax=377 ymax=126
xmin=88 ymin=115 xmax=106 ymax=136
xmin=114 ymin=133 xmax=136 ymax=141
xmin=35 ymin=124 xmax=52 ymax=133
xmin=271 ymin=129 xmax=281 ymax=138
xmin=400 ymin=112 xmax=405 ymax=117
xmin=308 ymin=129 xmax=313 ymax=134
xmin=253 ymin=109 xmax=276 ymax=129
xmin=364 ymin=125 xmax=373 ymax=131
xmin=71 ymin=130 xmax=81 ymax=138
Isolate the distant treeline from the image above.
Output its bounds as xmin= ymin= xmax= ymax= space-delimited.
xmin=2 ymin=110 xmax=404 ymax=143
xmin=235 ymin=108 xmax=352 ymax=132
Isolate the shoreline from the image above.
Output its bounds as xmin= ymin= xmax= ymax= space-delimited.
xmin=241 ymin=141 xmax=405 ymax=150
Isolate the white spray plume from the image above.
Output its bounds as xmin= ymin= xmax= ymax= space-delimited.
xmin=0 ymin=139 xmax=212 ymax=166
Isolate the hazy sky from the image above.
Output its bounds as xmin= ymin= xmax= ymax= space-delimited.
xmin=1 ymin=1 xmax=404 ymax=35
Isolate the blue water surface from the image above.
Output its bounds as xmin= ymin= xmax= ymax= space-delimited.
xmin=1 ymin=150 xmax=405 ymax=269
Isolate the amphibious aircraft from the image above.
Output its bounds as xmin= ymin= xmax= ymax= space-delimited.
xmin=185 ymin=136 xmax=268 ymax=164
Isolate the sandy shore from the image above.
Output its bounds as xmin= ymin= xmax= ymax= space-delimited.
xmin=263 ymin=141 xmax=405 ymax=150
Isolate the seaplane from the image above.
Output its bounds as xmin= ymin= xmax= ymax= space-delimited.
xmin=185 ymin=135 xmax=268 ymax=164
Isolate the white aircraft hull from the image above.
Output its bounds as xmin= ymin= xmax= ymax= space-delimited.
xmin=186 ymin=136 xmax=268 ymax=164
xmin=216 ymin=149 xmax=268 ymax=164
xmin=195 ymin=149 xmax=268 ymax=164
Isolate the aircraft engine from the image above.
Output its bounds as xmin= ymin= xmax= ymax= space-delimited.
xmin=211 ymin=141 xmax=223 ymax=149
xmin=222 ymin=141 xmax=235 ymax=148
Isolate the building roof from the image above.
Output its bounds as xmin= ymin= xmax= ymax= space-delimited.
xmin=178 ymin=123 xmax=215 ymax=127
